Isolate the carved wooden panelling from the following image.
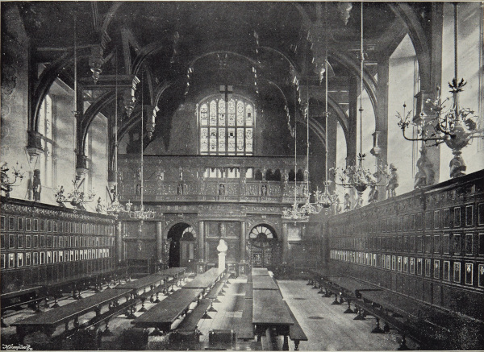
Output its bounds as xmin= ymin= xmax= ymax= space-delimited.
xmin=325 ymin=170 xmax=484 ymax=322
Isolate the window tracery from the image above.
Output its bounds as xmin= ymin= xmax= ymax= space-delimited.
xmin=198 ymin=95 xmax=255 ymax=155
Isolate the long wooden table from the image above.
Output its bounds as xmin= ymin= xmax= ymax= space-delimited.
xmin=132 ymin=288 xmax=203 ymax=332
xmin=114 ymin=267 xmax=186 ymax=295
xmin=251 ymin=268 xmax=270 ymax=276
xmin=252 ymin=275 xmax=279 ymax=290
xmin=182 ymin=268 xmax=222 ymax=291
xmin=252 ymin=289 xmax=293 ymax=336
xmin=13 ymin=288 xmax=131 ymax=340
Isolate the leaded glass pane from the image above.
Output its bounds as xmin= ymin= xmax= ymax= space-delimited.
xmin=236 ymin=101 xmax=244 ymax=125
xmin=200 ymin=128 xmax=208 ymax=152
xmin=218 ymin=99 xmax=226 ymax=126
xmin=210 ymin=100 xmax=217 ymax=126
xmin=236 ymin=101 xmax=244 ymax=126
xmin=218 ymin=128 xmax=226 ymax=152
xmin=199 ymin=96 xmax=255 ymax=155
xmin=228 ymin=128 xmax=236 ymax=152
xmin=246 ymin=128 xmax=253 ymax=152
xmin=237 ymin=128 xmax=244 ymax=153
xmin=246 ymin=104 xmax=253 ymax=126
xmin=200 ymin=104 xmax=208 ymax=126
xmin=209 ymin=128 xmax=217 ymax=153
xmin=228 ymin=99 xmax=236 ymax=126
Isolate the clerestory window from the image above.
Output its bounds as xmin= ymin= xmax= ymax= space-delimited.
xmin=198 ymin=95 xmax=255 ymax=155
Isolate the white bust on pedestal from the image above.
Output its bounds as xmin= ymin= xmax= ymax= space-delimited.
xmin=217 ymin=238 xmax=228 ymax=274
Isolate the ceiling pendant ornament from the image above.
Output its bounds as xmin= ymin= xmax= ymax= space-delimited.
xmin=89 ymin=45 xmax=104 ymax=84
xmin=396 ymin=4 xmax=483 ymax=180
xmin=124 ymin=76 xmax=140 ymax=118
xmin=184 ymin=66 xmax=193 ymax=97
xmin=337 ymin=2 xmax=353 ymax=26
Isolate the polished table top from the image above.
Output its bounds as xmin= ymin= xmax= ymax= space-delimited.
xmin=251 ymin=268 xmax=270 ymax=276
xmin=182 ymin=268 xmax=221 ymax=289
xmin=160 ymin=267 xmax=186 ymax=276
xmin=132 ymin=288 xmax=203 ymax=327
xmin=252 ymin=275 xmax=279 ymax=290
xmin=114 ymin=267 xmax=186 ymax=290
xmin=252 ymin=290 xmax=293 ymax=326
xmin=114 ymin=273 xmax=168 ymax=290
xmin=13 ymin=288 xmax=131 ymax=326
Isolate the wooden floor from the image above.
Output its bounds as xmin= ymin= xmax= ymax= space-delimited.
xmin=2 ymin=276 xmax=415 ymax=350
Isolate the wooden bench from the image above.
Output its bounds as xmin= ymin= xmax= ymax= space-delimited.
xmin=174 ymin=299 xmax=211 ymax=335
xmin=12 ymin=288 xmax=132 ymax=342
xmin=132 ymin=288 xmax=203 ymax=333
xmin=358 ymin=288 xmax=451 ymax=349
xmin=245 ymin=282 xmax=253 ymax=300
xmin=283 ymin=301 xmax=308 ymax=351
xmin=315 ymin=275 xmax=382 ymax=313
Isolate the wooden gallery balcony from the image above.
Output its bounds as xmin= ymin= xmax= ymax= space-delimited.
xmin=118 ymin=155 xmax=309 ymax=204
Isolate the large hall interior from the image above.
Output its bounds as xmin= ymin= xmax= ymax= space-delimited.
xmin=1 ymin=1 xmax=484 ymax=350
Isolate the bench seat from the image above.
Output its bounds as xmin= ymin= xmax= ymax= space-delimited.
xmin=206 ymin=281 xmax=225 ymax=300
xmin=283 ymin=301 xmax=308 ymax=342
xmin=176 ymin=299 xmax=211 ymax=332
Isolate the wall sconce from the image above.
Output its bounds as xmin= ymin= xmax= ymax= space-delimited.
xmin=1 ymin=162 xmax=24 ymax=198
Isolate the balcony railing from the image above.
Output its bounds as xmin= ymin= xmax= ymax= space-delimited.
xmin=118 ymin=155 xmax=309 ymax=204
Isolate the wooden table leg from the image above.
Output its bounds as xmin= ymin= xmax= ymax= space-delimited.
xmin=282 ymin=334 xmax=289 ymax=350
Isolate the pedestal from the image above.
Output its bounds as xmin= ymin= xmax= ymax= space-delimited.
xmin=218 ymin=252 xmax=226 ymax=274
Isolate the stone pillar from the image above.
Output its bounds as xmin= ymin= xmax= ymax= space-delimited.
xmin=239 ymin=221 xmax=247 ymax=275
xmin=198 ymin=221 xmax=205 ymax=261
xmin=282 ymin=223 xmax=288 ymax=265
xmin=374 ymin=56 xmax=390 ymax=200
xmin=240 ymin=221 xmax=246 ymax=262
xmin=156 ymin=221 xmax=163 ymax=264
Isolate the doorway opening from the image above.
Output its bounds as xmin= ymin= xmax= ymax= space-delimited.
xmin=167 ymin=223 xmax=196 ymax=268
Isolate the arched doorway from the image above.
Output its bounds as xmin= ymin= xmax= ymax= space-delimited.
xmin=247 ymin=224 xmax=280 ymax=268
xmin=167 ymin=223 xmax=197 ymax=268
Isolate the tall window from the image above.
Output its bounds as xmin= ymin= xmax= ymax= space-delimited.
xmin=38 ymin=95 xmax=54 ymax=188
xmin=199 ymin=95 xmax=254 ymax=155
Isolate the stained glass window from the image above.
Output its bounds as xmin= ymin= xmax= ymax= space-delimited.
xmin=198 ymin=95 xmax=255 ymax=155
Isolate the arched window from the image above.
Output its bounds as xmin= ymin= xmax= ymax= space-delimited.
xmin=198 ymin=95 xmax=255 ymax=155
xmin=248 ymin=225 xmax=277 ymax=248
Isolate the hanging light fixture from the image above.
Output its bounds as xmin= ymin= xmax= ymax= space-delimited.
xmin=282 ymin=82 xmax=309 ymax=222
xmin=396 ymin=3 xmax=483 ymax=179
xmin=107 ymin=50 xmax=128 ymax=214
xmin=299 ymin=76 xmax=324 ymax=216
xmin=128 ymin=71 xmax=155 ymax=221
xmin=314 ymin=3 xmax=337 ymax=211
xmin=330 ymin=2 xmax=379 ymax=209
